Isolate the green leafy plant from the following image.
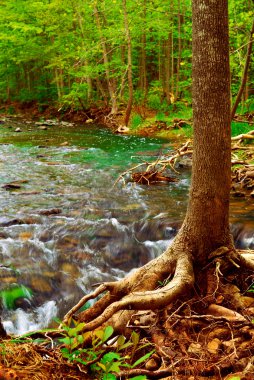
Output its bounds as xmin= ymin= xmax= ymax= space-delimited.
xmin=130 ymin=113 xmax=143 ymax=130
xmin=231 ymin=121 xmax=253 ymax=137
xmin=155 ymin=111 xmax=166 ymax=122
xmin=59 ymin=320 xmax=154 ymax=379
xmin=0 ymin=284 xmax=33 ymax=310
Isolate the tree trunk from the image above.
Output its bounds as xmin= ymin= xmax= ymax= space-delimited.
xmin=94 ymin=5 xmax=118 ymax=115
xmin=170 ymin=0 xmax=175 ymax=98
xmin=139 ymin=0 xmax=147 ymax=99
xmin=175 ymin=0 xmax=182 ymax=99
xmin=74 ymin=4 xmax=93 ymax=103
xmin=179 ymin=0 xmax=232 ymax=269
xmin=123 ymin=0 xmax=133 ymax=127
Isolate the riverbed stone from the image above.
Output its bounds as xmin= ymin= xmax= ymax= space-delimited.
xmin=30 ymin=276 xmax=52 ymax=294
xmin=60 ymin=262 xmax=80 ymax=278
xmin=38 ymin=208 xmax=62 ymax=216
xmin=19 ymin=232 xmax=33 ymax=241
xmin=0 ymin=277 xmax=18 ymax=285
xmin=0 ymin=217 xmax=24 ymax=227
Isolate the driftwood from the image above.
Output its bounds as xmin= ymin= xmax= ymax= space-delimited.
xmin=114 ymin=140 xmax=192 ymax=186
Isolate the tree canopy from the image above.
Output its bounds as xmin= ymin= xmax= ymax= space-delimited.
xmin=0 ymin=0 xmax=253 ymax=114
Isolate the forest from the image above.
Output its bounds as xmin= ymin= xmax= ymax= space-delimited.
xmin=0 ymin=0 xmax=253 ymax=121
xmin=0 ymin=1 xmax=254 ymax=380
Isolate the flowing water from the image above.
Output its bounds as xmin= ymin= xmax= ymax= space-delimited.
xmin=0 ymin=117 xmax=253 ymax=335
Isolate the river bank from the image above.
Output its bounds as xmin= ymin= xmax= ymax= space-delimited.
xmin=0 ymin=101 xmax=193 ymax=140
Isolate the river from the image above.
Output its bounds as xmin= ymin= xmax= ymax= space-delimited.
xmin=0 ymin=116 xmax=253 ymax=335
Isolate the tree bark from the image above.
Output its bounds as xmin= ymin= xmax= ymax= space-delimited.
xmin=94 ymin=5 xmax=118 ymax=114
xmin=139 ymin=0 xmax=147 ymax=99
xmin=175 ymin=0 xmax=182 ymax=99
xmin=123 ymin=0 xmax=133 ymax=127
xmin=179 ymin=0 xmax=232 ymax=269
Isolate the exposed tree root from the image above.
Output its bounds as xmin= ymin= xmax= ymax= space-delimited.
xmin=1 ymin=249 xmax=253 ymax=380
xmin=56 ymin=248 xmax=254 ymax=379
xmin=62 ymin=245 xmax=254 ymax=337
xmin=63 ymin=242 xmax=194 ymax=333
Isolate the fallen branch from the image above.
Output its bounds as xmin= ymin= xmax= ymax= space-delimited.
xmin=116 ymin=367 xmax=177 ymax=379
xmin=231 ymin=131 xmax=254 ymax=141
xmin=114 ymin=140 xmax=192 ymax=186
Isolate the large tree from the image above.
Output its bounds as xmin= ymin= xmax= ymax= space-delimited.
xmin=63 ymin=0 xmax=254 ymax=336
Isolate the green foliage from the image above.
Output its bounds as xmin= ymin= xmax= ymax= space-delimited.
xmin=231 ymin=122 xmax=254 ymax=137
xmin=0 ymin=0 xmax=253 ymax=113
xmin=0 ymin=284 xmax=33 ymax=310
xmin=130 ymin=113 xmax=143 ymax=130
xmin=59 ymin=320 xmax=153 ymax=379
xmin=155 ymin=112 xmax=166 ymax=122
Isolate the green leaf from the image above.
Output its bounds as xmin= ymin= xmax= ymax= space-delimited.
xmin=117 ymin=335 xmax=125 ymax=348
xmin=108 ymin=361 xmax=121 ymax=373
xmin=0 ymin=285 xmax=33 ymax=310
xmin=67 ymin=322 xmax=85 ymax=337
xmin=129 ymin=376 xmax=148 ymax=380
xmin=94 ymin=329 xmax=104 ymax=341
xmin=131 ymin=331 xmax=140 ymax=346
xmin=101 ymin=352 xmax=121 ymax=364
xmin=97 ymin=362 xmax=107 ymax=371
xmin=118 ymin=342 xmax=133 ymax=351
xmin=131 ymin=351 xmax=154 ymax=368
xmin=59 ymin=336 xmax=73 ymax=346
xmin=60 ymin=347 xmax=70 ymax=358
xmin=102 ymin=374 xmax=117 ymax=380
xmin=103 ymin=326 xmax=114 ymax=342
xmin=70 ymin=334 xmax=84 ymax=350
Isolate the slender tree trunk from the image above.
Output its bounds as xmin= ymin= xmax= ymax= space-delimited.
xmin=55 ymin=68 xmax=62 ymax=101
xmin=74 ymin=4 xmax=93 ymax=103
xmin=170 ymin=1 xmax=175 ymax=98
xmin=175 ymin=0 xmax=182 ymax=99
xmin=231 ymin=19 xmax=254 ymax=119
xmin=165 ymin=31 xmax=172 ymax=104
xmin=95 ymin=78 xmax=108 ymax=104
xmin=139 ymin=0 xmax=147 ymax=100
xmin=122 ymin=0 xmax=133 ymax=126
xmin=94 ymin=5 xmax=118 ymax=114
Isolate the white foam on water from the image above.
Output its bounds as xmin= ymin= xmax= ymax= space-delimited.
xmin=3 ymin=300 xmax=58 ymax=335
xmin=143 ymin=239 xmax=173 ymax=259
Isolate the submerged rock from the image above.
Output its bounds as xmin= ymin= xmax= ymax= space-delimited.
xmin=38 ymin=208 xmax=62 ymax=216
xmin=0 ymin=217 xmax=25 ymax=227
xmin=2 ymin=180 xmax=28 ymax=190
